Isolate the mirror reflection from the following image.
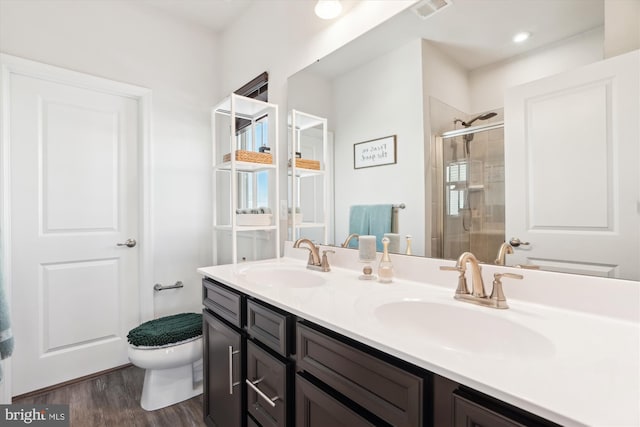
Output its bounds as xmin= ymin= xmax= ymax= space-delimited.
xmin=287 ymin=0 xmax=639 ymax=280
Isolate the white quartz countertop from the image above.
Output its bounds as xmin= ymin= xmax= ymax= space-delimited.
xmin=198 ymin=256 xmax=640 ymax=427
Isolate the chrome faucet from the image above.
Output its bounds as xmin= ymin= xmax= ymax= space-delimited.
xmin=293 ymin=238 xmax=333 ymax=272
xmin=440 ymin=251 xmax=523 ymax=309
xmin=494 ymin=242 xmax=513 ymax=265
xmin=341 ymin=233 xmax=359 ymax=248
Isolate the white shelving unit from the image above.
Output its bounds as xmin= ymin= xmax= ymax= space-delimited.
xmin=212 ymin=93 xmax=279 ymax=264
xmin=288 ymin=110 xmax=329 ymax=244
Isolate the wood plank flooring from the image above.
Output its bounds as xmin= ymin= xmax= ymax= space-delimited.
xmin=13 ymin=365 xmax=206 ymax=427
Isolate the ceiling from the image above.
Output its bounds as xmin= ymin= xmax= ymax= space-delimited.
xmin=308 ymin=0 xmax=604 ymax=77
xmin=139 ymin=0 xmax=256 ymax=32
xmin=136 ymin=0 xmax=605 ymax=74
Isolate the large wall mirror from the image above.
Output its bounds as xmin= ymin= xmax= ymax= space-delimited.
xmin=287 ymin=0 xmax=639 ymax=281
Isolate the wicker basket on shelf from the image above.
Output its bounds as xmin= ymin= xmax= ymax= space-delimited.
xmin=290 ymin=158 xmax=321 ymax=170
xmin=223 ymin=150 xmax=273 ymax=164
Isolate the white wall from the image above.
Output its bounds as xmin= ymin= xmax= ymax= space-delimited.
xmin=422 ymin=41 xmax=471 ymax=114
xmin=333 ymin=39 xmax=425 ymax=255
xmin=0 ymin=0 xmax=218 ymax=318
xmin=469 ymin=27 xmax=604 ymax=113
xmin=287 ymin=71 xmax=334 ymax=126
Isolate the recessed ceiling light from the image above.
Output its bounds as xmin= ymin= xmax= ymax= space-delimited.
xmin=513 ymin=32 xmax=531 ymax=43
xmin=315 ymin=0 xmax=343 ymax=20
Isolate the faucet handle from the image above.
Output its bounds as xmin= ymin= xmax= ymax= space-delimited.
xmin=490 ymin=272 xmax=523 ymax=309
xmin=514 ymin=264 xmax=540 ymax=269
xmin=440 ymin=265 xmax=464 ymax=273
xmin=440 ymin=265 xmax=469 ymax=295
xmin=496 ymin=272 xmax=523 ymax=280
xmin=321 ymin=250 xmax=335 ymax=272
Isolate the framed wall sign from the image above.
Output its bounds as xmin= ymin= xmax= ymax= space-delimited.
xmin=353 ymin=135 xmax=397 ymax=169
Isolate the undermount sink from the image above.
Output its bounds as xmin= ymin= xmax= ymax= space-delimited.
xmin=235 ymin=264 xmax=326 ymax=288
xmin=374 ymin=300 xmax=555 ymax=359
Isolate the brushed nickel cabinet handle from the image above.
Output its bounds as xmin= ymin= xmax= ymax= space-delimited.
xmin=246 ymin=378 xmax=279 ymax=408
xmin=228 ymin=346 xmax=240 ymax=395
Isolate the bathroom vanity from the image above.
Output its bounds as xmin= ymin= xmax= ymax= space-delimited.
xmin=199 ymin=244 xmax=639 ymax=427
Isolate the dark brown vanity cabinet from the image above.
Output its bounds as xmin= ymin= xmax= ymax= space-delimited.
xmin=203 ymin=277 xmax=560 ymax=427
xmin=203 ymin=278 xmax=294 ymax=427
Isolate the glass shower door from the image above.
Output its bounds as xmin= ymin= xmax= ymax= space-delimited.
xmin=440 ymin=125 xmax=505 ymax=263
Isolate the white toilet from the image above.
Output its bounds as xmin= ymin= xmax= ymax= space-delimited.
xmin=127 ymin=313 xmax=203 ymax=411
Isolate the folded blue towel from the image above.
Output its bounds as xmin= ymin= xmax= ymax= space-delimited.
xmin=0 ymin=248 xmax=14 ymax=382
xmin=349 ymin=204 xmax=393 ymax=251
xmin=368 ymin=205 xmax=393 ymax=251
xmin=348 ymin=206 xmax=370 ymax=248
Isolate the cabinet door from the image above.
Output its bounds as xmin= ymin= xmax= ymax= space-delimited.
xmin=246 ymin=340 xmax=290 ymax=427
xmin=203 ymin=310 xmax=243 ymax=427
xmin=454 ymin=394 xmax=527 ymax=427
xmin=296 ymin=374 xmax=376 ymax=427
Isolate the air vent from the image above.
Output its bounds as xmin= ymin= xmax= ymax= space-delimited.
xmin=411 ymin=0 xmax=452 ymax=19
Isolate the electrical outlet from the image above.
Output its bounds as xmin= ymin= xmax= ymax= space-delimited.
xmin=279 ymin=200 xmax=288 ymax=220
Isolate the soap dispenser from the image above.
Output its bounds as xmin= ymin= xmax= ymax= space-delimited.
xmin=378 ymin=237 xmax=394 ymax=283
xmin=405 ymin=235 xmax=413 ymax=255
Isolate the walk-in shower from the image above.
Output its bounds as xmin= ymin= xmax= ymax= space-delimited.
xmin=433 ymin=116 xmax=505 ymax=263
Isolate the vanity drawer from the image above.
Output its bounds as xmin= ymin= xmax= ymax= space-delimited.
xmin=452 ymin=389 xmax=561 ymax=427
xmin=297 ymin=322 xmax=423 ymax=427
xmin=246 ymin=340 xmax=291 ymax=427
xmin=296 ymin=373 xmax=377 ymax=427
xmin=247 ymin=299 xmax=293 ymax=357
xmin=453 ymin=393 xmax=528 ymax=427
xmin=202 ymin=278 xmax=243 ymax=328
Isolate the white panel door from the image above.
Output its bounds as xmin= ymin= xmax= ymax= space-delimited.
xmin=9 ymin=72 xmax=140 ymax=395
xmin=505 ymin=50 xmax=639 ymax=279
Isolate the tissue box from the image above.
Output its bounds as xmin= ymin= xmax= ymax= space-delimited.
xmin=236 ymin=213 xmax=272 ymax=226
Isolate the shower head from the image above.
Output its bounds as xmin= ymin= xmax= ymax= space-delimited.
xmin=459 ymin=112 xmax=497 ymax=127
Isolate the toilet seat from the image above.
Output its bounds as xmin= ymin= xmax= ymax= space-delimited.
xmin=128 ymin=335 xmax=202 ymax=371
xmin=129 ymin=335 xmax=201 ymax=350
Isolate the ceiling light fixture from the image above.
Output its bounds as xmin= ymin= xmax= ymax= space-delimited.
xmin=315 ymin=0 xmax=343 ymax=20
xmin=512 ymin=31 xmax=531 ymax=43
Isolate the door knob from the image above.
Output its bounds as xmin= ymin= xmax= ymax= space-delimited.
xmin=117 ymin=238 xmax=137 ymax=248
xmin=509 ymin=237 xmax=530 ymax=247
